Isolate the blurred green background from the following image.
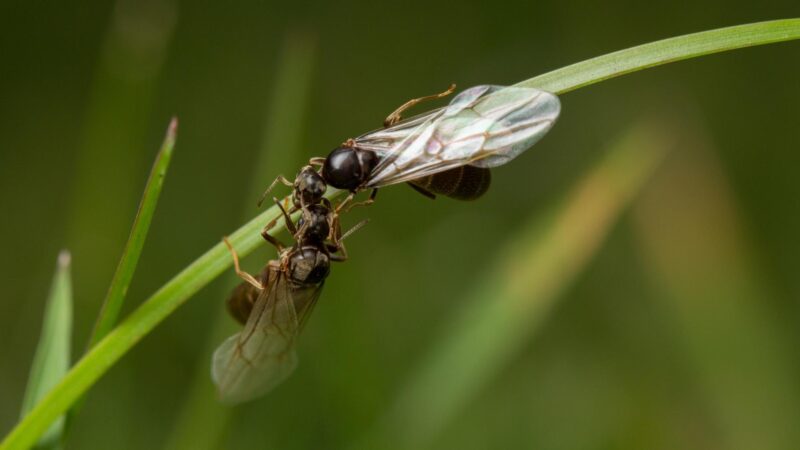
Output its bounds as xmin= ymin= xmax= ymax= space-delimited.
xmin=1 ymin=0 xmax=799 ymax=449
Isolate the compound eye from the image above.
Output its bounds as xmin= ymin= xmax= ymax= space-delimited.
xmin=322 ymin=146 xmax=367 ymax=190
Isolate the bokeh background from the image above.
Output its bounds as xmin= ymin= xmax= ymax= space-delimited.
xmin=1 ymin=1 xmax=799 ymax=449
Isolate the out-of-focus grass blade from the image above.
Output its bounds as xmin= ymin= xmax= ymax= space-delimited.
xmin=20 ymin=251 xmax=73 ymax=450
xmin=87 ymin=117 xmax=178 ymax=349
xmin=364 ymin=120 xmax=674 ymax=449
xmin=249 ymin=32 xmax=316 ymax=199
xmin=0 ymin=181 xmax=318 ymax=450
xmin=63 ymin=118 xmax=176 ymax=438
xmin=164 ymin=32 xmax=315 ymax=450
xmin=67 ymin=0 xmax=177 ymax=299
xmin=633 ymin=143 xmax=800 ymax=449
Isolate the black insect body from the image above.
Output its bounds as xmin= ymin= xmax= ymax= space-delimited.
xmin=212 ymin=83 xmax=560 ymax=403
xmin=213 ymin=169 xmax=363 ymax=404
xmin=315 ymin=84 xmax=560 ymax=207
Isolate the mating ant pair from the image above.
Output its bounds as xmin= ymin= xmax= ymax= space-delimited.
xmin=213 ymin=82 xmax=560 ymax=402
xmin=213 ymin=165 xmax=368 ymax=403
xmin=221 ymin=165 xmax=367 ymax=327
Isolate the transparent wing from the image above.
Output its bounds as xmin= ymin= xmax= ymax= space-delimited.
xmin=211 ymin=269 xmax=324 ymax=404
xmin=356 ymin=85 xmax=560 ymax=187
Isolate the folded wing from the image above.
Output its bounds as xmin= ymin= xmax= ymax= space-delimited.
xmin=357 ymin=85 xmax=560 ymax=187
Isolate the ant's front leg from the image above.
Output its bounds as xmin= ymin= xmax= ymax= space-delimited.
xmin=260 ymin=197 xmax=298 ymax=251
xmin=257 ymin=175 xmax=294 ymax=207
xmin=308 ymin=157 xmax=326 ymax=169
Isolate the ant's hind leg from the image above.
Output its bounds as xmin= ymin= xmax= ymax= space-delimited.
xmin=223 ymin=237 xmax=263 ymax=290
xmin=338 ymin=189 xmax=378 ymax=214
xmin=383 ymin=83 xmax=456 ymax=127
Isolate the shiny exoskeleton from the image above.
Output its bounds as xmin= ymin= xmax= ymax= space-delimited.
xmin=224 ymin=169 xmax=349 ymax=326
xmin=292 ymin=166 xmax=327 ymax=208
xmin=215 ymin=194 xmax=343 ymax=403
xmin=321 ymin=140 xmax=491 ymax=201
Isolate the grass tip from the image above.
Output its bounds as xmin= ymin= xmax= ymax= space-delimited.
xmin=57 ymin=250 xmax=72 ymax=268
xmin=165 ymin=117 xmax=179 ymax=144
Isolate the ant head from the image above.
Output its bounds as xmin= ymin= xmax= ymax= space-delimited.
xmin=293 ymin=166 xmax=326 ymax=207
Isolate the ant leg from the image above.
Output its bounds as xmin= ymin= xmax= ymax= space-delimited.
xmin=383 ymin=83 xmax=456 ymax=127
xmin=260 ymin=201 xmax=298 ymax=251
xmin=257 ymin=175 xmax=294 ymax=207
xmin=309 ymin=157 xmax=326 ymax=168
xmin=339 ymin=188 xmax=378 ymax=213
xmin=407 ymin=183 xmax=437 ymax=199
xmin=334 ymin=192 xmax=356 ymax=214
xmin=223 ymin=237 xmax=263 ymax=290
xmin=262 ymin=232 xmax=286 ymax=253
xmin=291 ymin=196 xmax=316 ymax=241
xmin=260 ymin=194 xmax=299 ymax=239
xmin=329 ymin=249 xmax=347 ymax=263
xmin=273 ymin=197 xmax=298 ymax=235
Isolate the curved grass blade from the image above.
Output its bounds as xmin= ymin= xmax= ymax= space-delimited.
xmin=62 ymin=118 xmax=177 ymax=434
xmin=518 ymin=18 xmax=800 ymax=92
xmin=3 ymin=19 xmax=799 ymax=450
xmin=66 ymin=0 xmax=177 ymax=303
xmin=356 ymin=120 xmax=674 ymax=449
xmin=20 ymin=251 xmax=73 ymax=450
xmin=0 ymin=193 xmax=312 ymax=450
xmin=87 ymin=117 xmax=178 ymax=349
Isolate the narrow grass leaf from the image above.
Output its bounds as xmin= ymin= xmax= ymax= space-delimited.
xmin=0 ymin=194 xmax=313 ymax=450
xmin=633 ymin=142 xmax=800 ymax=449
xmin=66 ymin=0 xmax=176 ymax=301
xmin=20 ymin=251 xmax=73 ymax=450
xmin=87 ymin=117 xmax=178 ymax=349
xmin=519 ymin=18 xmax=800 ymax=92
xmin=3 ymin=19 xmax=799 ymax=450
xmin=62 ymin=118 xmax=177 ymax=432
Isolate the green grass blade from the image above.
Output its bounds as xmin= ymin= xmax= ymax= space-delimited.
xmin=0 ymin=195 xmax=314 ymax=450
xmin=19 ymin=251 xmax=73 ymax=450
xmin=518 ymin=18 xmax=800 ymax=92
xmin=87 ymin=118 xmax=177 ymax=349
xmin=359 ymin=120 xmax=673 ymax=449
xmin=66 ymin=0 xmax=176 ymax=303
xmin=62 ymin=118 xmax=177 ymax=434
xmin=250 ymin=33 xmax=317 ymax=200
xmin=3 ymin=19 xmax=799 ymax=450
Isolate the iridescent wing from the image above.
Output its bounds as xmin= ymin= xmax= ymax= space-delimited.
xmin=211 ymin=269 xmax=324 ymax=404
xmin=354 ymin=85 xmax=560 ymax=187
